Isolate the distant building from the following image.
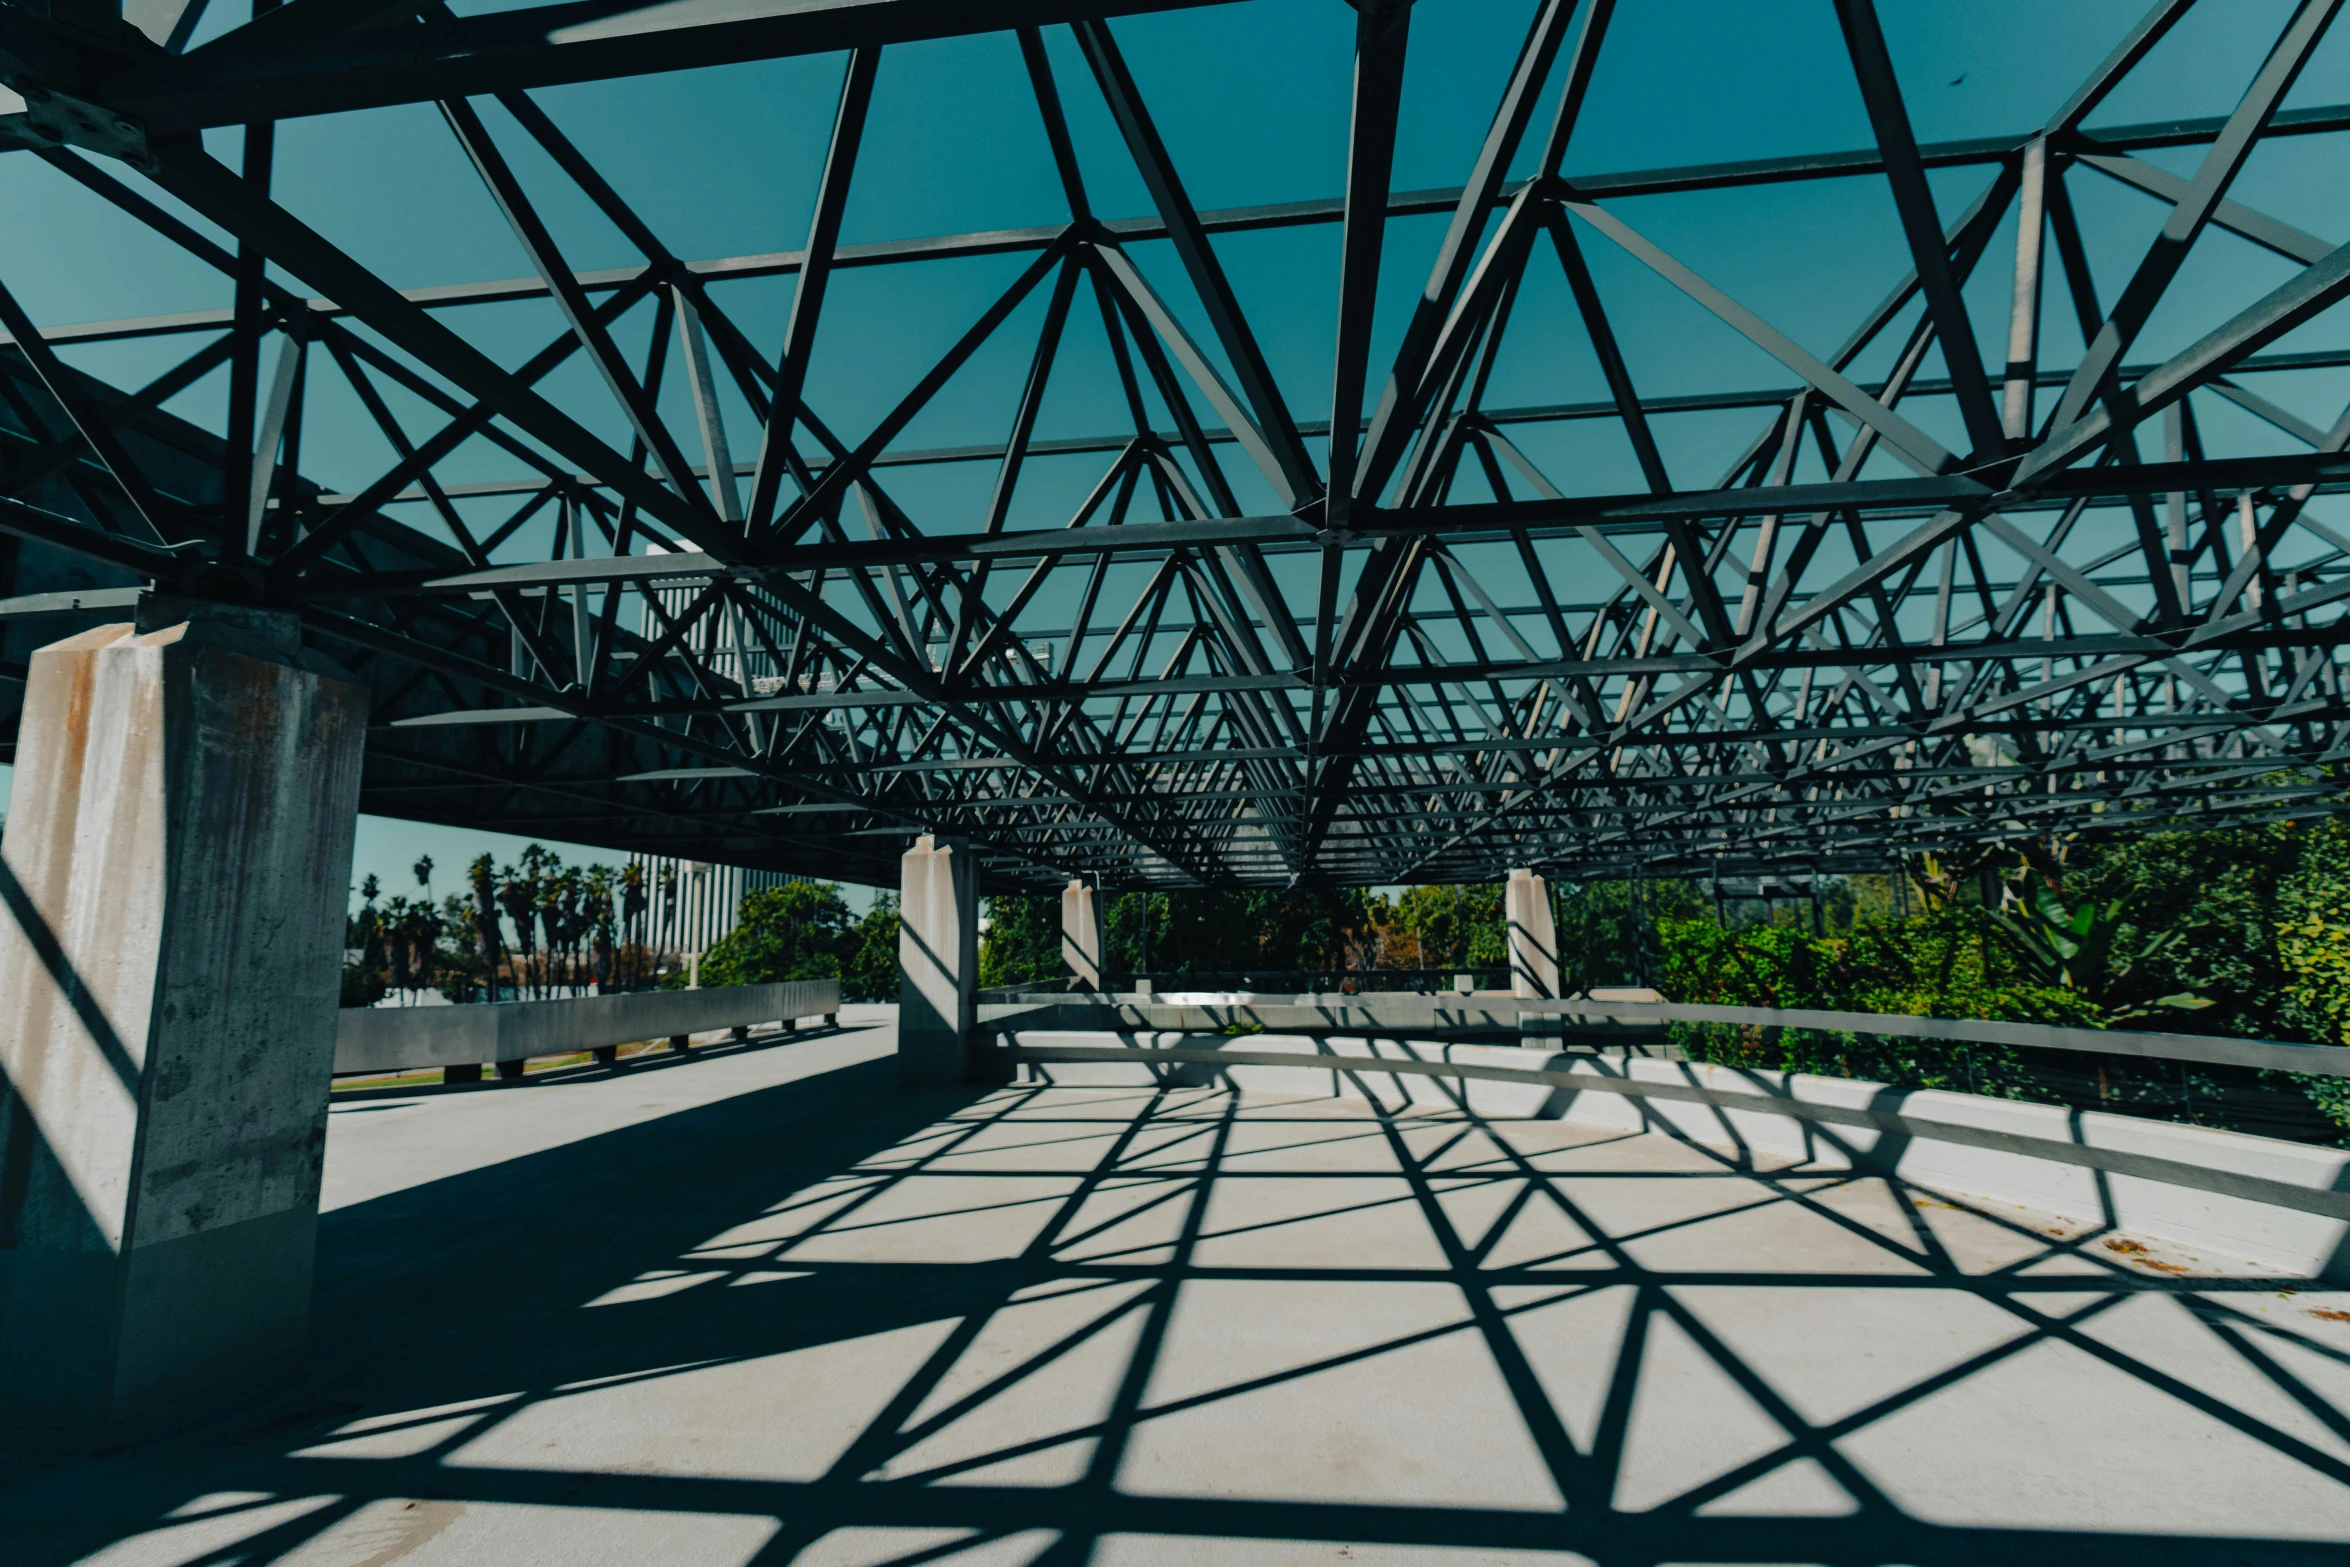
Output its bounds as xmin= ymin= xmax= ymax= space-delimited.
xmin=630 ymin=855 xmax=798 ymax=960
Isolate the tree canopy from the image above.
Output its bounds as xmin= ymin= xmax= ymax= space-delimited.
xmin=699 ymin=882 xmax=901 ymax=1003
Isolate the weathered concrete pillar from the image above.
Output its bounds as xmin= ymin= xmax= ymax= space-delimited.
xmin=898 ymin=834 xmax=977 ymax=1085
xmin=1061 ymin=879 xmax=1104 ymax=991
xmin=0 ymin=604 xmax=367 ymax=1448
xmin=1506 ymin=867 xmax=1561 ymax=999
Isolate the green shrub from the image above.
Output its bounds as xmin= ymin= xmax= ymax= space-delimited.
xmin=980 ymin=893 xmax=1061 ymax=988
xmin=699 ymin=882 xmax=855 ymax=988
xmin=842 ymin=896 xmax=901 ymax=1004
xmin=340 ymin=961 xmax=388 ymax=1009
xmin=2276 ymin=819 xmax=2350 ymax=1137
xmin=1657 ymin=911 xmax=2094 ymax=1097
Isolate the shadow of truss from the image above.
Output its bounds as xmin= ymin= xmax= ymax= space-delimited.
xmin=11 ymin=1043 xmax=2350 ymax=1567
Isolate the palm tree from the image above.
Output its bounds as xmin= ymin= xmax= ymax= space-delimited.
xmin=382 ymin=895 xmax=412 ymax=996
xmin=657 ymin=863 xmax=679 ymax=973
xmin=350 ymin=874 xmax=385 ymax=985
xmin=500 ymin=854 xmax=541 ymax=998
xmin=619 ymin=862 xmax=648 ymax=989
xmin=469 ymin=853 xmax=502 ymax=1000
xmin=562 ymin=865 xmax=589 ymax=989
xmin=586 ymin=865 xmax=617 ymax=992
xmin=536 ymin=857 xmax=574 ymax=995
xmin=440 ymin=892 xmax=479 ymax=1001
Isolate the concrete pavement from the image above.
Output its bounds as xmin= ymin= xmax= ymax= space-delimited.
xmin=6 ymin=1008 xmax=2349 ymax=1566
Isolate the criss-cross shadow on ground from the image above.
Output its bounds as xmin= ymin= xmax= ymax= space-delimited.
xmin=8 ymin=1039 xmax=2350 ymax=1567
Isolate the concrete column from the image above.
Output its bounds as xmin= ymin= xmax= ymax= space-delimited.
xmin=1060 ymin=879 xmax=1104 ymax=991
xmin=0 ymin=603 xmax=367 ymax=1448
xmin=898 ymin=834 xmax=977 ymax=1085
xmin=1506 ymin=868 xmax=1561 ymax=999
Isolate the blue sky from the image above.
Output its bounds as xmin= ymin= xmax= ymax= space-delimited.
xmin=4 ymin=0 xmax=2346 ymax=907
xmin=16 ymin=0 xmax=2344 ymax=482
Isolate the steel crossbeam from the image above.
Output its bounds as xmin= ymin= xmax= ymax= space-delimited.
xmin=0 ymin=0 xmax=2345 ymax=889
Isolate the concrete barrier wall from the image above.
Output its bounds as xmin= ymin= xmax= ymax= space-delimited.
xmin=334 ymin=980 xmax=841 ymax=1074
xmin=1002 ymin=1030 xmax=2350 ymax=1281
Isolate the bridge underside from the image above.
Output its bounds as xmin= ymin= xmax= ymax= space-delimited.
xmin=0 ymin=0 xmax=2347 ymax=887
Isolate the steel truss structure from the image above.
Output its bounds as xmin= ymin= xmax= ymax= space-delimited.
xmin=0 ymin=0 xmax=2348 ymax=888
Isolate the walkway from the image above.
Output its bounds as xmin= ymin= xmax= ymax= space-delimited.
xmin=7 ymin=1012 xmax=2350 ymax=1565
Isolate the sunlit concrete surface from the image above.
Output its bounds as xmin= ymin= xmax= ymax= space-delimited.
xmin=6 ymin=1011 xmax=2350 ymax=1567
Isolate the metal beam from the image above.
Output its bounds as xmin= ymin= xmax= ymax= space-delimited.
xmin=1075 ymin=18 xmax=1319 ymax=508
xmin=100 ymin=0 xmax=1242 ymax=131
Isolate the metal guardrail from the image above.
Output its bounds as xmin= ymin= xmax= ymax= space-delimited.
xmin=994 ymin=1040 xmax=2350 ymax=1233
xmin=980 ymin=970 xmax=1517 ymax=1000
xmin=334 ymin=979 xmax=841 ymax=1078
xmin=987 ymin=999 xmax=1550 ymax=1036
xmin=1527 ymin=1000 xmax=2350 ymax=1078
xmin=978 ymin=993 xmax=2350 ymax=1079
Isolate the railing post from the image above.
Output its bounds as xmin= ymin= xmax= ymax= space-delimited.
xmin=899 ymin=834 xmax=990 ymax=1084
xmin=1061 ymin=878 xmax=1105 ymax=991
xmin=1506 ymin=867 xmax=1561 ymax=999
